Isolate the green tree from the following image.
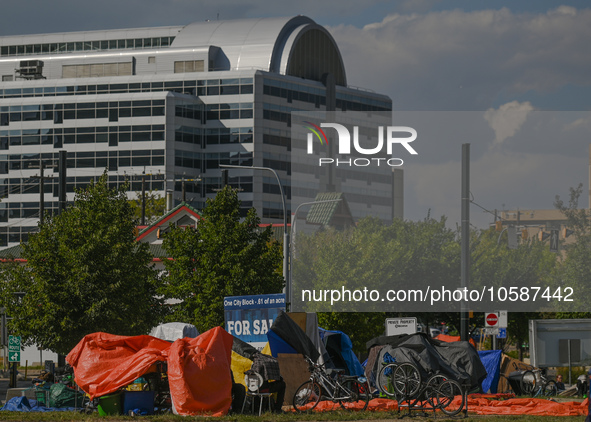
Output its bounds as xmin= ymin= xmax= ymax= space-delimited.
xmin=0 ymin=173 xmax=164 ymax=355
xmin=293 ymin=216 xmax=460 ymax=313
xmin=554 ymin=183 xmax=591 ymax=312
xmin=160 ymin=186 xmax=283 ymax=333
xmin=129 ymin=189 xmax=166 ymax=224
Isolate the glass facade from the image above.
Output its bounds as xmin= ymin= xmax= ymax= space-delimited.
xmin=0 ymin=37 xmax=176 ymax=57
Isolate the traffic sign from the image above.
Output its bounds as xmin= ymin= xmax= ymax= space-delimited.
xmin=497 ymin=328 xmax=507 ymax=339
xmin=485 ymin=312 xmax=499 ymax=327
xmin=484 ymin=327 xmax=499 ymax=335
xmin=8 ymin=335 xmax=20 ymax=352
xmin=497 ymin=310 xmax=508 ymax=328
xmin=8 ymin=351 xmax=20 ymax=362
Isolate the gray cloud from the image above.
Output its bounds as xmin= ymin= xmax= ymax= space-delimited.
xmin=328 ymin=7 xmax=591 ymax=110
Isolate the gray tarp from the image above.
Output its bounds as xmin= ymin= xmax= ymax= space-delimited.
xmin=367 ymin=332 xmax=487 ymax=390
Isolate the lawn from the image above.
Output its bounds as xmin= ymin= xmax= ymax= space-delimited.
xmin=0 ymin=410 xmax=585 ymax=422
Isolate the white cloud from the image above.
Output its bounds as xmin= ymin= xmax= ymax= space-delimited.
xmin=484 ymin=101 xmax=534 ymax=146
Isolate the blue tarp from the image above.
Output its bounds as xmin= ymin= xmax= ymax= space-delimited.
xmin=478 ymin=350 xmax=503 ymax=393
xmin=1 ymin=396 xmax=77 ymax=412
xmin=319 ymin=327 xmax=364 ymax=376
xmin=267 ymin=327 xmax=298 ymax=357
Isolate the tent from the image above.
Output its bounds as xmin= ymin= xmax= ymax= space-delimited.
xmin=67 ymin=327 xmax=233 ymax=416
xmin=366 ymin=333 xmax=487 ymax=390
xmin=319 ymin=328 xmax=364 ymax=376
xmin=478 ymin=350 xmax=502 ymax=393
xmin=267 ymin=311 xmax=320 ymax=361
xmin=149 ymin=322 xmax=199 ymax=342
xmin=230 ymin=336 xmax=259 ymax=388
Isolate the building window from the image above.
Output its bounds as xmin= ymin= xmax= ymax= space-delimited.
xmin=148 ymin=56 xmax=156 ymax=64
xmin=2 ymin=75 xmax=13 ymax=81
xmin=62 ymin=62 xmax=133 ymax=78
xmin=174 ymin=60 xmax=204 ymax=73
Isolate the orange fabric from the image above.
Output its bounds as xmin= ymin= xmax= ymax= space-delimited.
xmin=167 ymin=327 xmax=234 ymax=416
xmin=66 ymin=332 xmax=171 ymax=398
xmin=294 ymin=396 xmax=588 ymax=416
xmin=435 ymin=334 xmax=477 ymax=347
xmin=67 ymin=327 xmax=234 ymax=416
xmin=465 ymin=396 xmax=589 ymax=416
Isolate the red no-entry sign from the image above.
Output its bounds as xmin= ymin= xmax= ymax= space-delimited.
xmin=485 ymin=313 xmax=499 ymax=327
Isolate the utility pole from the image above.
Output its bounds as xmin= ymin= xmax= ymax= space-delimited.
xmin=221 ymin=169 xmax=229 ymax=187
xmin=141 ymin=175 xmax=146 ymax=226
xmin=460 ymin=144 xmax=470 ymax=342
xmin=31 ymin=160 xmax=51 ymax=223
xmin=58 ymin=150 xmax=67 ymax=214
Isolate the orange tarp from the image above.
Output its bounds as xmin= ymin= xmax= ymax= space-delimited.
xmin=435 ymin=333 xmax=477 ymax=347
xmin=465 ymin=396 xmax=589 ymax=417
xmin=167 ymin=328 xmax=233 ymax=416
xmin=297 ymin=397 xmax=588 ymax=416
xmin=67 ymin=326 xmax=233 ymax=416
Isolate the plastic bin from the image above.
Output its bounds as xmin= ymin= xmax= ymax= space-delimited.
xmin=123 ymin=390 xmax=155 ymax=415
xmin=97 ymin=393 xmax=122 ymax=416
xmin=35 ymin=388 xmax=50 ymax=406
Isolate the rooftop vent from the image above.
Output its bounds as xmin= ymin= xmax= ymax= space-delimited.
xmin=16 ymin=60 xmax=45 ymax=80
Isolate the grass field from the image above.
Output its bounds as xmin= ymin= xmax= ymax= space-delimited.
xmin=0 ymin=410 xmax=585 ymax=421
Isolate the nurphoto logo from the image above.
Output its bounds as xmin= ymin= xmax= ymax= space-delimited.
xmin=304 ymin=122 xmax=418 ymax=167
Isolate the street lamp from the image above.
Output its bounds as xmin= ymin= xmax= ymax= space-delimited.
xmin=289 ymin=199 xmax=341 ymax=304
xmin=219 ymin=165 xmax=290 ymax=304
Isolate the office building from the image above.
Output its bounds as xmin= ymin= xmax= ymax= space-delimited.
xmin=0 ymin=16 xmax=395 ymax=249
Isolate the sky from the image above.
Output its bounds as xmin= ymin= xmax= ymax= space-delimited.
xmin=2 ymin=1 xmax=591 ymax=228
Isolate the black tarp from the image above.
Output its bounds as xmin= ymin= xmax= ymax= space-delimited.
xmin=232 ymin=336 xmax=258 ymax=360
xmin=269 ymin=311 xmax=320 ymax=361
xmin=367 ymin=332 xmax=487 ymax=390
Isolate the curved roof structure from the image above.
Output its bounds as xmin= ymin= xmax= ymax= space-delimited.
xmin=172 ymin=16 xmax=346 ymax=85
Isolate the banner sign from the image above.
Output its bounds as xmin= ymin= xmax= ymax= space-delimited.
xmin=224 ymin=293 xmax=285 ymax=350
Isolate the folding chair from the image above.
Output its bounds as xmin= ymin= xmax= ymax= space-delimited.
xmin=242 ymin=372 xmax=273 ymax=415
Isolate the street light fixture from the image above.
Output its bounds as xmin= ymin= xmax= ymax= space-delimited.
xmin=289 ymin=199 xmax=341 ymax=304
xmin=219 ymin=165 xmax=290 ymax=304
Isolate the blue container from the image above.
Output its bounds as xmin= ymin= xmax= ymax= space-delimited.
xmin=123 ymin=390 xmax=155 ymax=415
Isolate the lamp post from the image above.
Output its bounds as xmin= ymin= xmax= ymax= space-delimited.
xmin=219 ymin=165 xmax=290 ymax=304
xmin=290 ymin=199 xmax=341 ymax=303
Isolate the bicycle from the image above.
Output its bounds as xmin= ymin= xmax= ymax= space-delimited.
xmin=293 ymin=356 xmax=371 ymax=412
xmin=521 ymin=369 xmax=557 ymax=397
xmin=378 ymin=360 xmax=465 ymax=417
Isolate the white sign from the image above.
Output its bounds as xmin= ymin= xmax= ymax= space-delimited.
xmin=497 ymin=310 xmax=508 ymax=328
xmin=385 ymin=317 xmax=417 ymax=336
xmin=484 ymin=327 xmax=499 ymax=335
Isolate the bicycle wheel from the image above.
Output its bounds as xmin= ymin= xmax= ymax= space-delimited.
xmin=437 ymin=379 xmax=464 ymax=416
xmin=521 ymin=370 xmax=536 ymax=396
xmin=377 ymin=363 xmax=398 ymax=398
xmin=293 ymin=380 xmax=322 ymax=413
xmin=544 ymin=380 xmax=558 ymax=397
xmin=392 ymin=362 xmax=422 ymax=397
xmin=424 ymin=374 xmax=447 ymax=408
xmin=339 ymin=379 xmax=370 ymax=411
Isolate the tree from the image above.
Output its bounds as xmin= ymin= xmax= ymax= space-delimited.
xmin=160 ymin=186 xmax=283 ymax=333
xmin=129 ymin=189 xmax=166 ymax=224
xmin=554 ymin=183 xmax=591 ymax=312
xmin=0 ymin=172 xmax=164 ymax=355
xmin=292 ymin=216 xmax=460 ymax=313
